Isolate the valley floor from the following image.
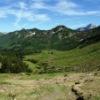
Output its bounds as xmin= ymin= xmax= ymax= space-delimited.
xmin=0 ymin=72 xmax=100 ymax=100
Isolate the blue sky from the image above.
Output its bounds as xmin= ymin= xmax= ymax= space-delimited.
xmin=0 ymin=0 xmax=100 ymax=32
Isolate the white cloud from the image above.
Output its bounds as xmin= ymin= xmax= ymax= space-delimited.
xmin=53 ymin=0 xmax=100 ymax=16
xmin=31 ymin=1 xmax=46 ymax=9
xmin=56 ymin=0 xmax=78 ymax=10
xmin=31 ymin=0 xmax=100 ymax=16
xmin=33 ymin=14 xmax=50 ymax=22
xmin=0 ymin=1 xmax=50 ymax=27
xmin=0 ymin=11 xmax=7 ymax=18
xmin=0 ymin=0 xmax=100 ymax=27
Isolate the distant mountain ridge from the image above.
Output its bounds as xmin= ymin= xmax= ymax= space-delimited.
xmin=0 ymin=32 xmax=4 ymax=36
xmin=77 ymin=24 xmax=97 ymax=32
xmin=0 ymin=24 xmax=100 ymax=53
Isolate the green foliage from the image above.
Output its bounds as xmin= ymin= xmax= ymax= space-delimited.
xmin=0 ymin=25 xmax=100 ymax=74
xmin=0 ymin=54 xmax=32 ymax=73
xmin=36 ymin=62 xmax=57 ymax=74
xmin=25 ymin=42 xmax=100 ymax=73
xmin=0 ymin=25 xmax=100 ymax=53
xmin=27 ymin=59 xmax=38 ymax=64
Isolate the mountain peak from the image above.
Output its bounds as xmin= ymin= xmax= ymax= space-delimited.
xmin=54 ymin=25 xmax=67 ymax=29
xmin=51 ymin=25 xmax=71 ymax=32
xmin=86 ymin=24 xmax=96 ymax=29
xmin=77 ymin=23 xmax=97 ymax=32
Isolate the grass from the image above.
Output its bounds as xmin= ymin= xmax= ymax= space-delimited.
xmin=0 ymin=73 xmax=73 ymax=100
xmin=92 ymin=96 xmax=100 ymax=100
xmin=0 ymin=72 xmax=100 ymax=100
xmin=0 ymin=42 xmax=100 ymax=99
xmin=25 ymin=42 xmax=100 ymax=72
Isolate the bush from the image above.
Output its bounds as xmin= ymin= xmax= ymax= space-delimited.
xmin=0 ymin=55 xmax=32 ymax=73
xmin=27 ymin=59 xmax=38 ymax=64
xmin=36 ymin=61 xmax=64 ymax=74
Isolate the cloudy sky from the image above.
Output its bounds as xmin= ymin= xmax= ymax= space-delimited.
xmin=0 ymin=0 xmax=100 ymax=32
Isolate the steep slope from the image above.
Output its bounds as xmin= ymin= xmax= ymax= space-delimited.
xmin=48 ymin=25 xmax=78 ymax=50
xmin=0 ymin=25 xmax=100 ymax=53
xmin=0 ymin=28 xmax=49 ymax=51
xmin=0 ymin=25 xmax=77 ymax=52
xmin=76 ymin=26 xmax=100 ymax=47
xmin=25 ymin=42 xmax=100 ymax=73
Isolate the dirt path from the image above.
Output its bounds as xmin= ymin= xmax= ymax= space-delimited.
xmin=0 ymin=73 xmax=99 ymax=100
xmin=71 ymin=74 xmax=94 ymax=100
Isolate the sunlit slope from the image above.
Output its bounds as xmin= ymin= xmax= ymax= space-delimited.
xmin=25 ymin=42 xmax=100 ymax=73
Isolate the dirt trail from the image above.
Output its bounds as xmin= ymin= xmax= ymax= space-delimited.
xmin=0 ymin=73 xmax=99 ymax=100
xmin=71 ymin=74 xmax=94 ymax=100
xmin=71 ymin=82 xmax=85 ymax=100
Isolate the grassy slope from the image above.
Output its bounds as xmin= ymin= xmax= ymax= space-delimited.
xmin=0 ymin=73 xmax=74 ymax=100
xmin=25 ymin=42 xmax=100 ymax=72
xmin=0 ymin=42 xmax=100 ymax=100
xmin=0 ymin=72 xmax=100 ymax=100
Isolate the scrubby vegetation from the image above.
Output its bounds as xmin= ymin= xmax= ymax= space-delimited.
xmin=0 ymin=72 xmax=100 ymax=100
xmin=0 ymin=51 xmax=32 ymax=73
xmin=0 ymin=25 xmax=100 ymax=100
xmin=25 ymin=42 xmax=100 ymax=73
